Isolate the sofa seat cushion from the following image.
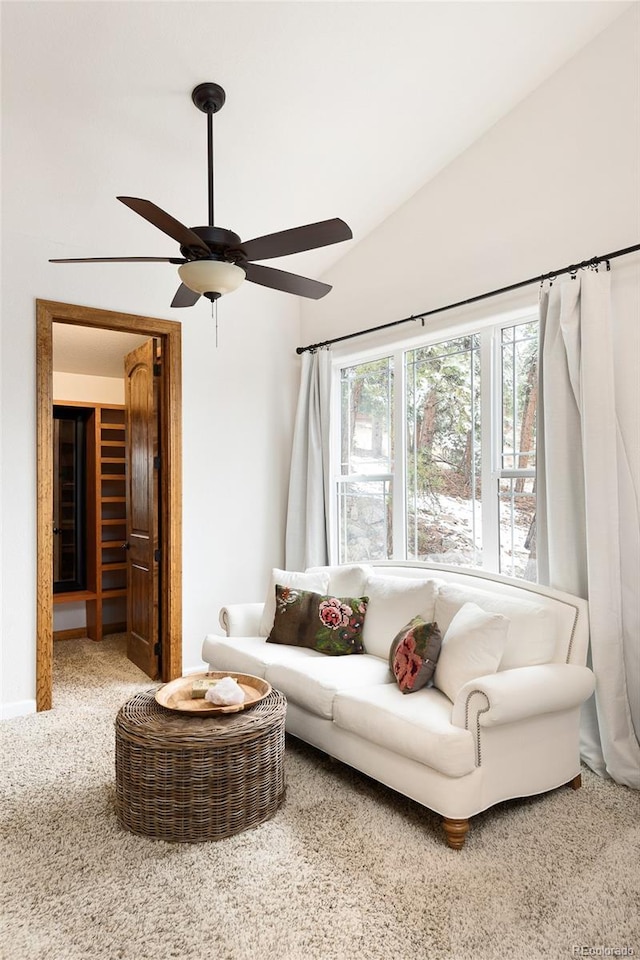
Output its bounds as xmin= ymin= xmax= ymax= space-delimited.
xmin=265 ymin=655 xmax=393 ymax=720
xmin=333 ymin=684 xmax=476 ymax=778
xmin=202 ymin=634 xmax=325 ymax=679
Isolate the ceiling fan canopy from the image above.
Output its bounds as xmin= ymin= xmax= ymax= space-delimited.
xmin=50 ymin=82 xmax=353 ymax=307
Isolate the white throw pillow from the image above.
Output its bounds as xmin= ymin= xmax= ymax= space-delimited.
xmin=433 ymin=602 xmax=510 ymax=702
xmin=434 ymin=583 xmax=555 ymax=670
xmin=259 ymin=568 xmax=330 ymax=637
xmin=362 ymin=575 xmax=439 ymax=659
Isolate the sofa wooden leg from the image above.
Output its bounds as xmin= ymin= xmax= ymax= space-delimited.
xmin=567 ymin=773 xmax=582 ymax=790
xmin=442 ymin=818 xmax=469 ymax=850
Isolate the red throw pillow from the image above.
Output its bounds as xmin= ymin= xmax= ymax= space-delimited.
xmin=389 ymin=616 xmax=442 ymax=693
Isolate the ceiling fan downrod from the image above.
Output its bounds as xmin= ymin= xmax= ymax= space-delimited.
xmin=191 ymin=82 xmax=226 ymax=228
xmin=50 ymin=80 xmax=352 ymax=306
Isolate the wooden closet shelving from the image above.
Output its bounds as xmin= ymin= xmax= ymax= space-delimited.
xmin=53 ymin=402 xmax=128 ymax=641
xmin=90 ymin=405 xmax=128 ymax=639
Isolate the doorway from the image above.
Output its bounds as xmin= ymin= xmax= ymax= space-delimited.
xmin=36 ymin=300 xmax=183 ymax=711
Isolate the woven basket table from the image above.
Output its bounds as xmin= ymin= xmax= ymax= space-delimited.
xmin=115 ymin=688 xmax=287 ymax=842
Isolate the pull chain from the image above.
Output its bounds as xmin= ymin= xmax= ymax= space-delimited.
xmin=212 ymin=298 xmax=219 ymax=348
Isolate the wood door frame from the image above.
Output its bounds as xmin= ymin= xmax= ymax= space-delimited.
xmin=36 ymin=299 xmax=182 ymax=711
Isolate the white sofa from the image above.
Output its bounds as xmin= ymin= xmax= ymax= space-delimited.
xmin=202 ymin=561 xmax=595 ymax=848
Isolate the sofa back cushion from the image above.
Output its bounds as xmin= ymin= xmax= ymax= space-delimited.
xmin=259 ymin=568 xmax=330 ymax=637
xmin=306 ymin=564 xmax=373 ymax=599
xmin=362 ymin=575 xmax=440 ymax=659
xmin=434 ymin=583 xmax=555 ymax=670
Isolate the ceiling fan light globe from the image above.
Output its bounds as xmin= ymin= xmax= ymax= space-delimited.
xmin=178 ymin=260 xmax=245 ymax=297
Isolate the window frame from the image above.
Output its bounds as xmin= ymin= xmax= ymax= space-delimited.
xmin=331 ymin=305 xmax=538 ymax=576
xmin=332 ymin=354 xmax=397 ymax=563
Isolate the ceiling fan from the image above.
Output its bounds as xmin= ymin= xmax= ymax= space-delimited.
xmin=50 ymin=82 xmax=353 ymax=307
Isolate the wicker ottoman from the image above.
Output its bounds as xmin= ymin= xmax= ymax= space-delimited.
xmin=115 ymin=688 xmax=287 ymax=842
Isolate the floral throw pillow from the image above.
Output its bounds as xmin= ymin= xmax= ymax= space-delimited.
xmin=267 ymin=585 xmax=368 ymax=655
xmin=389 ymin=616 xmax=442 ymax=694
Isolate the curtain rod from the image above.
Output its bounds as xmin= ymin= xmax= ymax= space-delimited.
xmin=296 ymin=243 xmax=640 ymax=355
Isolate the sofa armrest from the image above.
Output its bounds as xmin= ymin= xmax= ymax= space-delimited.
xmin=451 ymin=663 xmax=595 ymax=730
xmin=219 ymin=603 xmax=265 ymax=637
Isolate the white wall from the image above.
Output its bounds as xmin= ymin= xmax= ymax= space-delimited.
xmin=53 ymin=372 xmax=125 ymax=406
xmin=2 ymin=284 xmax=300 ymax=717
xmin=53 ymin=604 xmax=87 ymax=634
xmin=302 ymin=7 xmax=639 ymax=502
xmin=2 ymin=7 xmax=637 ymax=717
xmin=302 ymin=9 xmax=639 ymax=349
xmin=303 ymin=9 xmax=639 ymax=496
xmin=301 ymin=9 xmax=640 ymax=724
xmin=2 ymin=172 xmax=300 ymax=715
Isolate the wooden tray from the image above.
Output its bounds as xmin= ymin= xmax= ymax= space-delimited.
xmin=155 ymin=672 xmax=272 ymax=714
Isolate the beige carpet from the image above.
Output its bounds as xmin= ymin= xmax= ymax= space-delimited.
xmin=1 ymin=635 xmax=638 ymax=960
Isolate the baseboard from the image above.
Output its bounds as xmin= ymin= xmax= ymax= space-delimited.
xmin=54 ymin=625 xmax=127 ymax=641
xmin=182 ymin=663 xmax=209 ymax=676
xmin=1 ymin=699 xmax=37 ymax=720
xmin=54 ymin=628 xmax=87 ymax=641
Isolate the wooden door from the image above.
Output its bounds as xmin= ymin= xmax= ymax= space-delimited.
xmin=124 ymin=339 xmax=160 ymax=678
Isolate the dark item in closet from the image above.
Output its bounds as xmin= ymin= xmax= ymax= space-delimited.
xmin=53 ymin=406 xmax=91 ymax=593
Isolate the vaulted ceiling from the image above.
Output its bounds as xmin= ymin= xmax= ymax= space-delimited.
xmin=2 ymin=1 xmax=629 ymax=374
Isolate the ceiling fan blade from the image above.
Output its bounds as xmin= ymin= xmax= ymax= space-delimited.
xmin=171 ymin=283 xmax=201 ymax=308
xmin=49 ymin=256 xmax=186 ymax=263
xmin=244 ymin=262 xmax=331 ymax=300
xmin=117 ymin=197 xmax=210 ymax=255
xmin=238 ymin=218 xmax=352 ymax=262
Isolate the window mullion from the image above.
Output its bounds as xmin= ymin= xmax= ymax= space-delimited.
xmin=392 ymin=349 xmax=406 ymax=559
xmin=480 ymin=329 xmax=499 ymax=572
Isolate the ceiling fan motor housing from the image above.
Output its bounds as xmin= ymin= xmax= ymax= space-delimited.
xmin=178 ymin=225 xmax=246 ymax=297
xmin=180 ymin=226 xmax=244 ymax=262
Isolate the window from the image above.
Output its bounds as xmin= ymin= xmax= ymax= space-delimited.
xmin=334 ymin=315 xmax=538 ymax=580
xmin=497 ymin=321 xmax=538 ymax=579
xmin=406 ymin=334 xmax=481 ymax=567
xmin=338 ymin=358 xmax=393 ymax=562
